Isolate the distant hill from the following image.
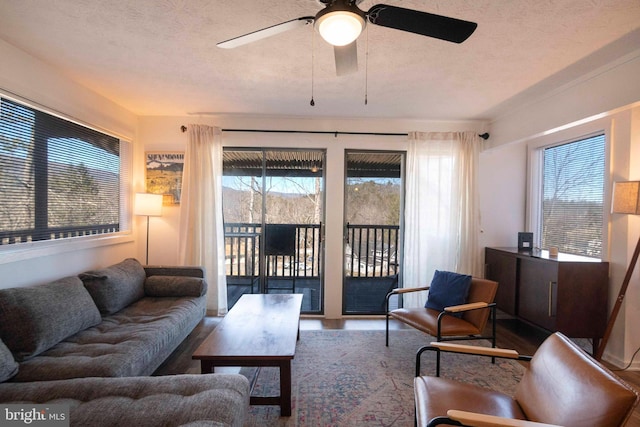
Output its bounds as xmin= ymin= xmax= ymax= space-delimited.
xmin=1 ymin=154 xmax=119 ymax=186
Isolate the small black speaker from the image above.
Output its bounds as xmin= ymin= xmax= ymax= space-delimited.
xmin=518 ymin=232 xmax=533 ymax=251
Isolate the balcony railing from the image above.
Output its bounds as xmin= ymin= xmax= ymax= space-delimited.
xmin=345 ymin=223 xmax=399 ymax=277
xmin=225 ymin=222 xmax=400 ymax=314
xmin=225 ymin=223 xmax=322 ymax=279
xmin=224 ymin=222 xmax=399 ymax=280
xmin=0 ymin=224 xmax=120 ymax=245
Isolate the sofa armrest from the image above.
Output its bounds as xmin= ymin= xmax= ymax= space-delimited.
xmin=144 ymin=275 xmax=207 ymax=297
xmin=144 ymin=265 xmax=205 ymax=278
xmin=445 ymin=410 xmax=563 ymax=427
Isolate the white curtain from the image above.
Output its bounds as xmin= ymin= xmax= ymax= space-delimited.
xmin=178 ymin=124 xmax=228 ymax=315
xmin=402 ymin=131 xmax=481 ymax=308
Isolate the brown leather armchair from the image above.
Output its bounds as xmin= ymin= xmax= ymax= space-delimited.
xmin=385 ymin=277 xmax=498 ymax=348
xmin=414 ymin=332 xmax=639 ymax=427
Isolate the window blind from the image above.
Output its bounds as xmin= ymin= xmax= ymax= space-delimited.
xmin=0 ymin=97 xmax=125 ymax=245
xmin=541 ymin=134 xmax=605 ymax=258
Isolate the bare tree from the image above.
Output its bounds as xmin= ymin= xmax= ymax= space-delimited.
xmin=542 ymin=139 xmax=605 ymax=256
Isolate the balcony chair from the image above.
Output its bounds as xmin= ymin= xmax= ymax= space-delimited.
xmin=414 ymin=332 xmax=639 ymax=427
xmin=263 ymin=224 xmax=297 ymax=293
xmin=385 ymin=271 xmax=498 ymax=349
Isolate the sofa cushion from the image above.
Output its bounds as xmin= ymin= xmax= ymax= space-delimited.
xmin=0 ymin=339 xmax=19 ymax=382
xmin=0 ymin=276 xmax=102 ymax=361
xmin=80 ymin=258 xmax=146 ymax=315
xmin=0 ymin=374 xmax=249 ymax=427
xmin=145 ymin=275 xmax=207 ymax=297
xmin=12 ymin=295 xmax=206 ymax=381
xmin=425 ymin=270 xmax=472 ymax=317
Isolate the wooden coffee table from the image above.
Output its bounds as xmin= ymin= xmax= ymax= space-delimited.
xmin=192 ymin=293 xmax=303 ymax=416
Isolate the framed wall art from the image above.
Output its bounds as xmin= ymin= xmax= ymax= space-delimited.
xmin=145 ymin=152 xmax=184 ymax=205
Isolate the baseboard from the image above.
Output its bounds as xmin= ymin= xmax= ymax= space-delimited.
xmin=601 ymin=351 xmax=640 ymax=371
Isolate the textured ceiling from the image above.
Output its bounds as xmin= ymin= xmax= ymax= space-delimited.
xmin=1 ymin=0 xmax=639 ymax=121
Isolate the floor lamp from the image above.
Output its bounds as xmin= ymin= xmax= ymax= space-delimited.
xmin=134 ymin=193 xmax=163 ymax=265
xmin=596 ymin=181 xmax=640 ymax=361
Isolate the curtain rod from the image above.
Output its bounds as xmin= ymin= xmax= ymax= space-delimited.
xmin=179 ymin=126 xmax=489 ymax=140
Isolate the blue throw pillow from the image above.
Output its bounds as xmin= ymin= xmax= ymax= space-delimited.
xmin=425 ymin=270 xmax=472 ymax=317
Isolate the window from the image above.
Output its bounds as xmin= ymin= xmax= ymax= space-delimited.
xmin=538 ymin=134 xmax=605 ymax=258
xmin=0 ymin=97 xmax=131 ymax=246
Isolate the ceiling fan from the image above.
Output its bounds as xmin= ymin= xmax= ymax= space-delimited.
xmin=217 ymin=0 xmax=478 ymax=76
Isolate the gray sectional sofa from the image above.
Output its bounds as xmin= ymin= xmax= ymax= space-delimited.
xmin=0 ymin=258 xmax=249 ymax=426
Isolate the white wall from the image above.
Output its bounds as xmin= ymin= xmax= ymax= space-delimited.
xmin=478 ymin=142 xmax=527 ymax=250
xmin=483 ymin=47 xmax=640 ymax=366
xmin=138 ymin=115 xmax=485 ymax=318
xmin=0 ymin=39 xmax=140 ymax=288
xmin=487 ymin=48 xmax=640 ymax=149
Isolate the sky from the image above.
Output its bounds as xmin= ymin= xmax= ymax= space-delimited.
xmin=1 ymin=99 xmax=120 ymax=174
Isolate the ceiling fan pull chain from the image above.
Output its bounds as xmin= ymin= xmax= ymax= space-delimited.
xmin=364 ymin=24 xmax=369 ymax=105
xmin=310 ymin=26 xmax=316 ymax=107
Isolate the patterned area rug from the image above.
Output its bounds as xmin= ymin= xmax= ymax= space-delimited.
xmin=243 ymin=329 xmax=525 ymax=427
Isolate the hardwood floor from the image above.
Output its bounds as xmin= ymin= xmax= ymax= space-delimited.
xmin=155 ymin=316 xmax=640 ymax=426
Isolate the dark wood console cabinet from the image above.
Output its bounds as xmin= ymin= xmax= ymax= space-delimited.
xmin=485 ymin=247 xmax=609 ymax=349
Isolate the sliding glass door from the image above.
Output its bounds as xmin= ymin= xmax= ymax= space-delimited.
xmin=222 ymin=148 xmax=325 ymax=314
xmin=343 ymin=150 xmax=404 ymax=314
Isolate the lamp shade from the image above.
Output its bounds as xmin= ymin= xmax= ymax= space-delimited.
xmin=612 ymin=181 xmax=640 ymax=215
xmin=316 ymin=10 xmax=365 ymax=46
xmin=134 ymin=193 xmax=163 ymax=217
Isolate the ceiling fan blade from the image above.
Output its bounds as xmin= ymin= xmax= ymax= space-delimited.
xmin=367 ymin=4 xmax=477 ymax=44
xmin=334 ymin=41 xmax=358 ymax=76
xmin=217 ymin=16 xmax=314 ymax=49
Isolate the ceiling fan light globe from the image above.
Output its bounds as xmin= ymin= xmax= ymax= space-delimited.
xmin=316 ymin=11 xmax=365 ymax=46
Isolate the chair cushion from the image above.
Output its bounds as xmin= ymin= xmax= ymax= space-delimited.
xmin=390 ymin=308 xmax=482 ymax=337
xmin=0 ymin=276 xmax=102 ymax=361
xmin=80 ymin=258 xmax=146 ymax=315
xmin=425 ymin=270 xmax=472 ymax=317
xmin=0 ymin=339 xmax=19 ymax=382
xmin=414 ymin=376 xmax=526 ymax=427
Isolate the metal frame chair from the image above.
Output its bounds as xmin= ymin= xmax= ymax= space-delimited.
xmin=414 ymin=332 xmax=639 ymax=427
xmin=385 ymin=277 xmax=498 ymax=349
